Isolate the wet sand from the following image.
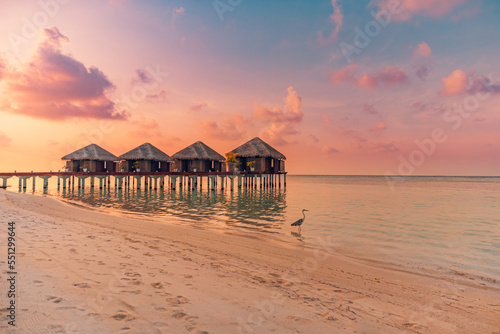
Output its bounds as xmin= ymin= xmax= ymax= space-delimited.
xmin=0 ymin=190 xmax=499 ymax=333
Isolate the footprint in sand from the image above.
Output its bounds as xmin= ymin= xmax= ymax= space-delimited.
xmin=150 ymin=282 xmax=163 ymax=289
xmin=73 ymin=283 xmax=91 ymax=288
xmin=45 ymin=296 xmax=63 ymax=303
xmin=111 ymin=311 xmax=135 ymax=321
xmin=173 ymin=309 xmax=188 ymax=319
xmin=120 ymin=278 xmax=142 ymax=286
xmin=167 ymin=296 xmax=189 ymax=305
xmin=120 ymin=290 xmax=141 ymax=294
xmin=124 ymin=271 xmax=141 ymax=278
xmin=286 ymin=315 xmax=312 ymax=324
xmin=33 ymin=280 xmax=44 ymax=287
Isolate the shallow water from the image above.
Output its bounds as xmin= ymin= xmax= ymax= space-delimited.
xmin=9 ymin=175 xmax=500 ymax=282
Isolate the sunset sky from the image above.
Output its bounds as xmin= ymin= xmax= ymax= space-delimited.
xmin=1 ymin=0 xmax=499 ymax=175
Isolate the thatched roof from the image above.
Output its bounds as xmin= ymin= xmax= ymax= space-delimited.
xmin=171 ymin=141 xmax=225 ymax=161
xmin=118 ymin=143 xmax=170 ymax=162
xmin=62 ymin=144 xmax=118 ymax=161
xmin=231 ymin=137 xmax=286 ymax=160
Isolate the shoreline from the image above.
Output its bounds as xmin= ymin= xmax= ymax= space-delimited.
xmin=0 ymin=189 xmax=499 ymax=333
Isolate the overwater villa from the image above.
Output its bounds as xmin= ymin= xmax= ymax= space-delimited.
xmin=171 ymin=141 xmax=225 ymax=172
xmin=230 ymin=137 xmax=286 ymax=173
xmin=118 ymin=143 xmax=170 ymax=172
xmin=62 ymin=144 xmax=117 ymax=172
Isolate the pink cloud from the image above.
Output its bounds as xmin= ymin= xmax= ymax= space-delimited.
xmin=366 ymin=66 xmax=409 ymax=87
xmin=260 ymin=122 xmax=299 ymax=146
xmin=146 ymin=89 xmax=169 ymax=103
xmin=318 ymin=0 xmax=344 ymax=44
xmin=329 ymin=64 xmax=357 ymax=85
xmin=0 ymin=131 xmax=12 ymax=148
xmin=370 ymin=122 xmax=387 ymax=132
xmin=130 ymin=114 xmax=162 ymax=139
xmin=331 ymin=65 xmax=409 ymax=88
xmin=369 ymin=141 xmax=399 ymax=152
xmin=357 ymin=74 xmax=378 ymax=88
xmin=363 ymin=104 xmax=379 ymax=115
xmin=467 ymin=74 xmax=500 ymax=95
xmin=357 ymin=66 xmax=409 ymax=88
xmin=0 ymin=27 xmax=126 ymax=121
xmin=134 ymin=69 xmax=154 ymax=84
xmin=414 ymin=64 xmax=431 ymax=80
xmin=440 ymin=69 xmax=468 ymax=96
xmin=413 ymin=42 xmax=431 ymax=58
xmin=322 ymin=145 xmax=340 ymax=154
xmin=254 ymin=86 xmax=303 ymax=123
xmin=172 ymin=7 xmax=185 ymax=24
xmin=0 ymin=58 xmax=5 ymax=80
xmin=190 ymin=102 xmax=208 ymax=112
xmin=200 ymin=113 xmax=247 ymax=141
xmin=309 ymin=134 xmax=320 ymax=143
xmin=254 ymin=86 xmax=304 ymax=145
xmin=371 ymin=0 xmax=467 ymax=21
xmin=321 ymin=114 xmax=332 ymax=128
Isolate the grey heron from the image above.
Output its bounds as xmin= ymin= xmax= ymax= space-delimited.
xmin=291 ymin=209 xmax=309 ymax=232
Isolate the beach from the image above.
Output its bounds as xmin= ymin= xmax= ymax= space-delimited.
xmin=0 ymin=189 xmax=499 ymax=333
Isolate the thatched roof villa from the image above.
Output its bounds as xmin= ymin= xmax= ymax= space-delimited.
xmin=62 ymin=144 xmax=118 ymax=172
xmin=231 ymin=137 xmax=286 ymax=173
xmin=171 ymin=141 xmax=225 ymax=172
xmin=118 ymin=143 xmax=171 ymax=172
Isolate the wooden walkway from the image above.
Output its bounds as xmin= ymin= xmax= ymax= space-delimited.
xmin=0 ymin=171 xmax=287 ymax=191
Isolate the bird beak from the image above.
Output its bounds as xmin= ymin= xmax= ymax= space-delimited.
xmin=304 ymin=209 xmax=309 ymax=211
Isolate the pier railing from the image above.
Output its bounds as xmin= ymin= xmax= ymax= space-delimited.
xmin=0 ymin=171 xmax=287 ymax=191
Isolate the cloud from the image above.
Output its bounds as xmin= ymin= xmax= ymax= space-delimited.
xmin=0 ymin=131 xmax=12 ymax=148
xmin=0 ymin=58 xmax=5 ymax=80
xmin=254 ymin=86 xmax=303 ymax=124
xmin=440 ymin=69 xmax=468 ymax=96
xmin=321 ymin=114 xmax=332 ymax=128
xmin=199 ymin=113 xmax=247 ymax=140
xmin=0 ymin=27 xmax=126 ymax=121
xmin=322 ymin=145 xmax=339 ymax=154
xmin=128 ymin=114 xmax=180 ymax=147
xmin=330 ymin=65 xmax=409 ymax=88
xmin=309 ymin=134 xmax=320 ymax=143
xmin=134 ymin=69 xmax=154 ymax=85
xmin=370 ymin=122 xmax=387 ymax=132
xmin=329 ymin=64 xmax=357 ymax=85
xmin=254 ymin=87 xmax=304 ymax=145
xmin=260 ymin=122 xmax=299 ymax=146
xmin=190 ymin=102 xmax=208 ymax=112
xmin=145 ymin=89 xmax=169 ymax=103
xmin=369 ymin=141 xmax=399 ymax=152
xmin=370 ymin=0 xmax=467 ymax=21
xmin=439 ymin=71 xmax=500 ymax=96
xmin=318 ymin=0 xmax=344 ymax=43
xmin=413 ymin=42 xmax=431 ymax=58
xmin=363 ymin=104 xmax=379 ymax=115
xmin=172 ymin=7 xmax=185 ymax=25
xmin=414 ymin=64 xmax=431 ymax=80
xmin=130 ymin=114 xmax=162 ymax=137
xmin=451 ymin=7 xmax=481 ymax=22
xmin=467 ymin=74 xmax=500 ymax=95
xmin=359 ymin=66 xmax=409 ymax=88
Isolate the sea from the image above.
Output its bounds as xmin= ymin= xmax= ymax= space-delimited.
xmin=8 ymin=175 xmax=500 ymax=283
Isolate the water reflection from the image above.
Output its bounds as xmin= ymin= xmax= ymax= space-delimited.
xmin=58 ymin=187 xmax=287 ymax=233
xmin=290 ymin=231 xmax=305 ymax=243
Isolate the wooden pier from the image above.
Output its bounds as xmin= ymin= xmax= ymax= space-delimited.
xmin=0 ymin=171 xmax=287 ymax=192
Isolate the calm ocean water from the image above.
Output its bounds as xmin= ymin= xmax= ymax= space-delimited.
xmin=10 ymin=175 xmax=500 ymax=282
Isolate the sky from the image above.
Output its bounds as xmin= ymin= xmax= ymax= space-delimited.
xmin=0 ymin=0 xmax=499 ymax=175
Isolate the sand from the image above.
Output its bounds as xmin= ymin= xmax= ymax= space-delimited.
xmin=0 ymin=190 xmax=499 ymax=333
